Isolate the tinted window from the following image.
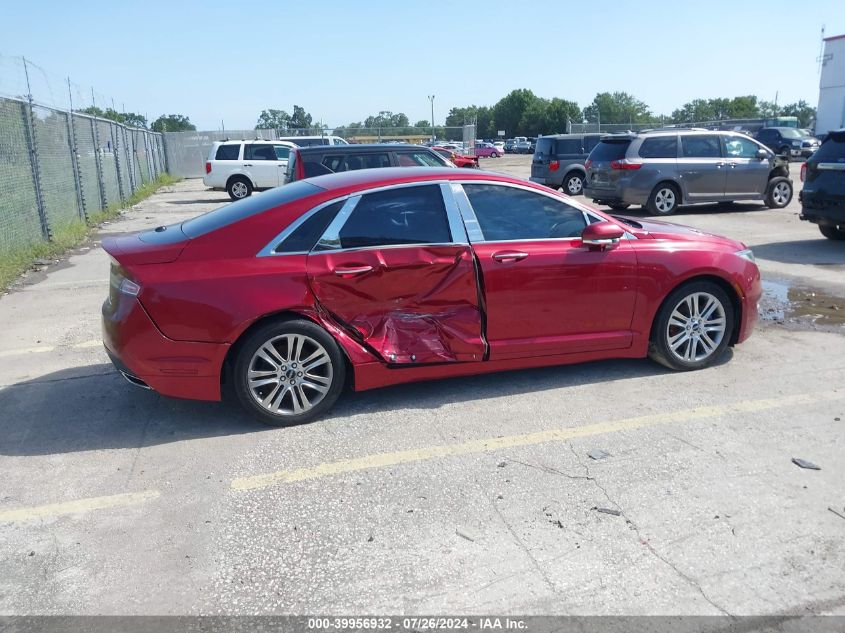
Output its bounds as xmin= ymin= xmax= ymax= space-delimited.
xmin=589 ymin=140 xmax=631 ymax=162
xmin=757 ymin=130 xmax=775 ymax=142
xmin=245 ymin=144 xmax=278 ymax=161
xmin=321 ymin=153 xmax=391 ymax=172
xmin=275 ymin=201 xmax=344 ymax=253
xmin=215 ymin=144 xmax=240 ymax=160
xmin=583 ymin=136 xmax=601 ymax=152
xmin=535 ymin=138 xmax=554 ymax=156
xmin=337 ymin=185 xmax=451 ymax=249
xmin=398 ymin=151 xmax=448 ymax=167
xmin=681 ymin=135 xmax=722 ymax=158
xmin=556 ymin=138 xmax=582 ymax=154
xmin=638 ymin=137 xmax=678 ymax=158
xmin=814 ymin=133 xmax=845 ymax=161
xmin=464 ymin=184 xmax=587 ymax=241
xmin=182 ymin=181 xmax=324 ymax=238
xmin=273 ymin=145 xmax=291 ymax=160
xmin=724 ymin=136 xmax=762 ymax=158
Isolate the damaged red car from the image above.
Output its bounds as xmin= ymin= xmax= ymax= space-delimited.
xmin=102 ymin=168 xmax=761 ymax=426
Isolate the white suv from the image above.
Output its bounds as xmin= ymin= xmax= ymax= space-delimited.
xmin=203 ymin=140 xmax=297 ymax=199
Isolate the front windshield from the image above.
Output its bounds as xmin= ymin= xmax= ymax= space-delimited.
xmin=780 ymin=128 xmax=802 ymax=139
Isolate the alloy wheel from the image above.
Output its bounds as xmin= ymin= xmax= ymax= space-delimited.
xmin=654 ymin=188 xmax=676 ymax=213
xmin=231 ymin=181 xmax=249 ymax=198
xmin=772 ymin=182 xmax=790 ymax=206
xmin=566 ymin=175 xmax=583 ymax=195
xmin=665 ymin=292 xmax=726 ymax=363
xmin=247 ymin=333 xmax=333 ymax=416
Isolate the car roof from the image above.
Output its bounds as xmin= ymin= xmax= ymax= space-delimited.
xmin=302 ymin=167 xmax=520 ymax=191
xmin=213 ymin=139 xmax=296 ymax=146
xmin=294 ymin=143 xmax=430 ymax=155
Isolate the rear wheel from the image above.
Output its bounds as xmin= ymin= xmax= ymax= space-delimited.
xmin=649 ymin=281 xmax=734 ymax=371
xmin=820 ymin=225 xmax=845 ymax=240
xmin=227 ymin=177 xmax=252 ymax=200
xmin=233 ymin=319 xmax=346 ymax=426
xmin=765 ymin=177 xmax=792 ymax=208
xmin=647 ymin=183 xmax=680 ymax=215
xmin=562 ymin=171 xmax=585 ymax=196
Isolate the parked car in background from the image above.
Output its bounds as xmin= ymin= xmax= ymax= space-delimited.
xmin=584 ymin=130 xmax=792 ymax=215
xmin=515 ymin=137 xmax=531 ymax=154
xmin=284 ymin=143 xmax=452 ymax=183
xmin=474 ymin=142 xmax=503 ymax=158
xmin=493 ymin=141 xmax=505 ymax=152
xmin=504 ymin=138 xmax=518 ymax=153
xmin=530 ymin=133 xmax=603 ymax=195
xmin=276 ymin=135 xmax=349 ymax=147
xmin=433 ymin=146 xmax=480 ymax=168
xmin=103 ymin=167 xmax=761 ymax=426
xmin=799 ymin=129 xmax=845 ymax=240
xmin=204 ymin=140 xmax=298 ymax=200
xmin=755 ymin=127 xmax=820 ymax=159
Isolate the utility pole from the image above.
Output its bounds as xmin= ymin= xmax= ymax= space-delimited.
xmin=428 ymin=95 xmax=435 ymax=142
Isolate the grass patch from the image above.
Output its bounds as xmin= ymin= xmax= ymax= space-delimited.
xmin=0 ymin=174 xmax=182 ymax=293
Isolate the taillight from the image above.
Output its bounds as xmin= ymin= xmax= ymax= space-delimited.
xmin=800 ymin=162 xmax=807 ymax=182
xmin=549 ymin=160 xmax=560 ymax=172
xmin=205 ymin=161 xmax=211 ymax=174
xmin=119 ymin=278 xmax=141 ymax=296
xmin=584 ymin=159 xmax=592 ymax=170
xmin=295 ymin=151 xmax=305 ymax=180
xmin=610 ymin=159 xmax=642 ymax=170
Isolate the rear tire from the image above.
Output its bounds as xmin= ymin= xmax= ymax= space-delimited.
xmin=648 ymin=281 xmax=734 ymax=371
xmin=233 ymin=319 xmax=346 ymax=426
xmin=819 ymin=225 xmax=845 ymax=240
xmin=647 ymin=183 xmax=680 ymax=215
xmin=765 ymin=177 xmax=792 ymax=208
xmin=562 ymin=171 xmax=585 ymax=196
xmin=227 ymin=177 xmax=253 ymax=200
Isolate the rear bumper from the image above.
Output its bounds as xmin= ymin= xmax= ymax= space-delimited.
xmin=584 ymin=186 xmax=649 ymax=207
xmin=799 ymin=191 xmax=845 ymax=225
xmin=102 ymin=296 xmax=229 ymax=401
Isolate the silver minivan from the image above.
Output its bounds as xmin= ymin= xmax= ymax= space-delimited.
xmin=583 ymin=130 xmax=793 ymax=214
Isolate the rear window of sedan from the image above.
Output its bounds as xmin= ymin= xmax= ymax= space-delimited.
xmin=182 ymin=181 xmax=325 ymax=238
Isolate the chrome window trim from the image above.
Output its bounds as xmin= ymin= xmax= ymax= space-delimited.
xmin=313 ymin=195 xmax=362 ymax=251
xmin=311 ymin=181 xmax=465 ymax=253
xmin=456 ymin=180 xmax=620 ymax=243
xmin=440 ymin=183 xmax=469 ymax=245
xmin=256 ymin=196 xmax=351 ymax=258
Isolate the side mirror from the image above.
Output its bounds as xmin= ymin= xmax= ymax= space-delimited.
xmin=582 ymin=221 xmax=625 ymax=249
xmin=756 ymin=148 xmax=770 ymax=160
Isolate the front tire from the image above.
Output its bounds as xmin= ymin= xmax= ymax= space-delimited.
xmin=227 ymin=177 xmax=253 ymax=200
xmin=647 ymin=183 xmax=680 ymax=215
xmin=233 ymin=319 xmax=346 ymax=426
xmin=649 ymin=281 xmax=734 ymax=371
xmin=765 ymin=177 xmax=792 ymax=208
xmin=820 ymin=225 xmax=845 ymax=240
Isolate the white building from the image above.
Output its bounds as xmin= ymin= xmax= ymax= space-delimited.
xmin=817 ymin=33 xmax=845 ymax=133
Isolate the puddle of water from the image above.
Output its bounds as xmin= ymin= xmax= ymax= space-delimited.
xmin=760 ymin=279 xmax=845 ymax=329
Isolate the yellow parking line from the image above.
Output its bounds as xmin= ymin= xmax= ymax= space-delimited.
xmin=0 ymin=339 xmax=102 ymax=358
xmin=0 ymin=490 xmax=160 ymax=524
xmin=231 ymin=391 xmax=843 ymax=491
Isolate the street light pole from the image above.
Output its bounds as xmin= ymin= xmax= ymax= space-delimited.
xmin=428 ymin=95 xmax=435 ymax=142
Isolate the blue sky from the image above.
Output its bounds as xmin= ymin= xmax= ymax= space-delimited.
xmin=1 ymin=0 xmax=842 ymax=130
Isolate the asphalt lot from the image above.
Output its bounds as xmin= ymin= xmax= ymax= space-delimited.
xmin=1 ymin=159 xmax=844 ymax=616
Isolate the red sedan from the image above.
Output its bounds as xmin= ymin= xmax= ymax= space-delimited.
xmin=102 ymin=168 xmax=761 ymax=426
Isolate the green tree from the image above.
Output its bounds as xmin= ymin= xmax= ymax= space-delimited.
xmin=492 ymin=89 xmax=538 ymax=137
xmin=583 ymin=92 xmax=652 ymax=125
xmin=150 ymin=114 xmax=195 ymax=132
xmin=671 ymin=98 xmax=716 ymax=123
xmin=414 ymin=119 xmax=429 ymax=128
xmin=727 ymin=95 xmax=759 ymax=118
xmin=78 ymin=106 xmax=147 ymax=128
xmin=780 ymin=100 xmax=816 ymax=127
xmin=289 ymin=105 xmax=313 ymax=129
xmin=255 ymin=109 xmax=290 ymax=130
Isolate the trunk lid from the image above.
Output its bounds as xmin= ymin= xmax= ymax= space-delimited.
xmin=102 ymin=223 xmax=189 ymax=265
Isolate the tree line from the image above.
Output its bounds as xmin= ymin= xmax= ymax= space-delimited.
xmin=77 ymin=107 xmax=196 ymax=133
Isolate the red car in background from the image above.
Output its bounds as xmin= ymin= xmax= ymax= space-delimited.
xmin=103 ymin=168 xmax=761 ymax=426
xmin=432 ymin=146 xmax=479 ymax=168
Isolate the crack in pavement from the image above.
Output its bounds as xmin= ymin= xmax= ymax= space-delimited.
xmin=566 ymin=443 xmax=734 ymax=617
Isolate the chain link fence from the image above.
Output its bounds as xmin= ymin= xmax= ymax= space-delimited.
xmin=0 ymin=95 xmax=166 ymax=256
